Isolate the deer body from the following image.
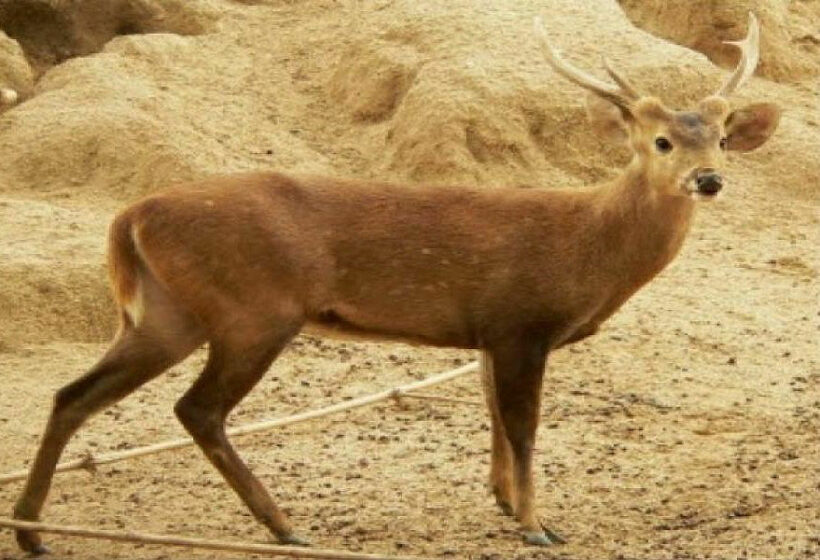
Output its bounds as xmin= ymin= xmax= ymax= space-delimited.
xmin=114 ymin=168 xmax=692 ymax=351
xmin=13 ymin=14 xmax=779 ymax=552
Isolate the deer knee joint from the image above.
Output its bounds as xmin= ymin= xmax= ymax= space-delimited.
xmin=174 ymin=397 xmax=221 ymax=442
xmin=54 ymin=381 xmax=88 ymax=412
xmin=51 ymin=383 xmax=93 ymax=427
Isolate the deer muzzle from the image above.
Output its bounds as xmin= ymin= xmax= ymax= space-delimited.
xmin=695 ymin=171 xmax=723 ymax=196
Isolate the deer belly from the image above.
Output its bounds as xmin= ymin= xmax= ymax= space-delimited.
xmin=303 ymin=307 xmax=477 ymax=348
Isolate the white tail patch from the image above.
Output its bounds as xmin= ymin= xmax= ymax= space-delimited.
xmin=123 ymin=277 xmax=145 ymax=327
xmin=122 ymin=226 xmax=149 ymax=327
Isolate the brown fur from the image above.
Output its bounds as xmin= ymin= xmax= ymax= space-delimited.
xmin=116 ymin=171 xmax=693 ymax=348
xmin=13 ymin=47 xmax=780 ymax=555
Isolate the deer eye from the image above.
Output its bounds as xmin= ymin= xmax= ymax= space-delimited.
xmin=719 ymin=137 xmax=728 ymax=150
xmin=655 ymin=137 xmax=673 ymax=153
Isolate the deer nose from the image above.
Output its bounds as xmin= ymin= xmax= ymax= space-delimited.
xmin=696 ymin=171 xmax=723 ymax=195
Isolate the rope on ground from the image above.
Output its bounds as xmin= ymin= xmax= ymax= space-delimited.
xmin=0 ymin=361 xmax=479 ymax=485
xmin=0 ymin=518 xmax=431 ymax=560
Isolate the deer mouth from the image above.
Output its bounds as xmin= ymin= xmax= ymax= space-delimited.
xmin=686 ymin=184 xmax=722 ymax=200
xmin=689 ymin=189 xmax=721 ymax=201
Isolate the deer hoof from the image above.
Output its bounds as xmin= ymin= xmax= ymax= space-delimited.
xmin=541 ymin=524 xmax=567 ymax=545
xmin=522 ymin=529 xmax=564 ymax=546
xmin=28 ymin=543 xmax=51 ymax=556
xmin=16 ymin=531 xmax=49 ymax=556
xmin=278 ymin=532 xmax=311 ymax=546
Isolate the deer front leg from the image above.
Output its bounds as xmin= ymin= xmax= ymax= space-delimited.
xmin=488 ymin=335 xmax=562 ymax=546
xmin=480 ymin=351 xmax=515 ymax=516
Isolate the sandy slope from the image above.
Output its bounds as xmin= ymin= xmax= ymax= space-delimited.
xmin=0 ymin=1 xmax=817 ymax=558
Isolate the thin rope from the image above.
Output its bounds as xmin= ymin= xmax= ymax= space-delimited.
xmin=0 ymin=361 xmax=479 ymax=485
xmin=0 ymin=518 xmax=431 ymax=560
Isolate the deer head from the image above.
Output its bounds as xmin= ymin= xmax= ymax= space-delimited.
xmin=534 ymin=13 xmax=780 ymax=199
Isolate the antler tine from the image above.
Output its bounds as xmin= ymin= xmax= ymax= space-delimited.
xmin=534 ymin=16 xmax=636 ymax=110
xmin=716 ymin=12 xmax=760 ymax=97
xmin=603 ymin=58 xmax=641 ymax=100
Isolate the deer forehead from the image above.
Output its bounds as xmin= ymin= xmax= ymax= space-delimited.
xmin=665 ymin=112 xmax=722 ymax=149
xmin=632 ymin=99 xmax=720 ymax=148
xmin=634 ymin=108 xmax=722 ymax=151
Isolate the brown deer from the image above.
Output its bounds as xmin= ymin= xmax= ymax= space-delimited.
xmin=13 ymin=14 xmax=779 ymax=552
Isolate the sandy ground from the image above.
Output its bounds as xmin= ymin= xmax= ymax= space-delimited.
xmin=0 ymin=1 xmax=818 ymax=559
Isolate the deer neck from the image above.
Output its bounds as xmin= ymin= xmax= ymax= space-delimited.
xmin=597 ymin=158 xmax=696 ymax=286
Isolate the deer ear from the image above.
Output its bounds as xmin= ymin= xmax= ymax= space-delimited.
xmin=725 ymin=102 xmax=781 ymax=152
xmin=585 ymin=93 xmax=629 ymax=145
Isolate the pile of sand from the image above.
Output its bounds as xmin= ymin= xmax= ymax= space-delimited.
xmin=618 ymin=0 xmax=820 ymax=82
xmin=0 ymin=0 xmax=218 ymax=77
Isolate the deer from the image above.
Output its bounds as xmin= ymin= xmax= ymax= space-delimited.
xmin=12 ymin=13 xmax=779 ymax=552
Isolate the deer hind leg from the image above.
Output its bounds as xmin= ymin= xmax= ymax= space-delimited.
xmin=13 ymin=271 xmax=203 ymax=554
xmin=13 ymin=315 xmax=202 ymax=553
xmin=174 ymin=320 xmax=307 ymax=546
xmin=489 ymin=336 xmax=560 ymax=546
xmin=480 ymin=351 xmax=515 ymax=516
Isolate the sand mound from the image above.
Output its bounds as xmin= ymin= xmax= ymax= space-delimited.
xmin=329 ymin=39 xmax=420 ymax=123
xmin=0 ymin=197 xmax=113 ymax=348
xmin=618 ymin=0 xmax=820 ymax=83
xmin=330 ymin=0 xmax=718 ymax=187
xmin=0 ymin=51 xmax=198 ymax=199
xmin=0 ymin=0 xmax=218 ymax=76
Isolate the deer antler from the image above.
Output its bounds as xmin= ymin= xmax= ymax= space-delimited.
xmin=715 ymin=12 xmax=760 ymax=97
xmin=533 ymin=16 xmax=639 ymax=110
xmin=602 ymin=58 xmax=640 ymax=100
